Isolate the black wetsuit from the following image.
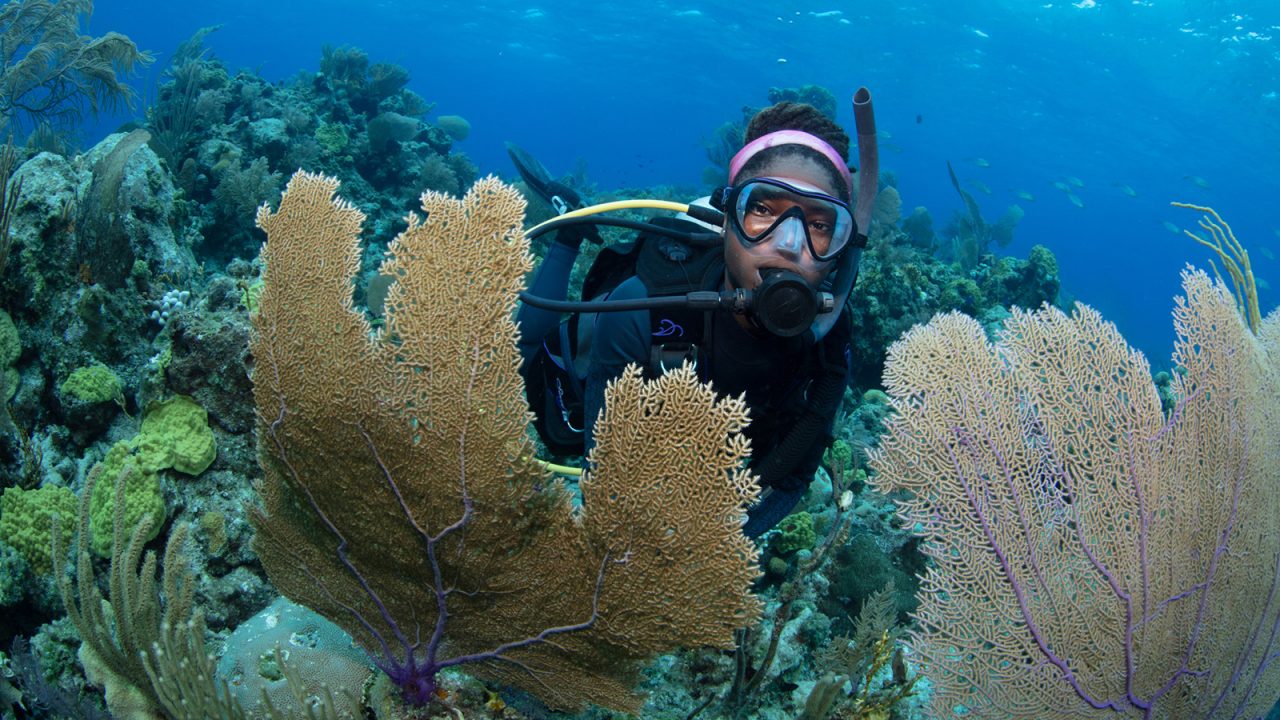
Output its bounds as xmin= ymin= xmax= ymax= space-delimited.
xmin=518 ymin=237 xmax=851 ymax=537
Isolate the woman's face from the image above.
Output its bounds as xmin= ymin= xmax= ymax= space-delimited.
xmin=723 ymin=155 xmax=841 ymax=293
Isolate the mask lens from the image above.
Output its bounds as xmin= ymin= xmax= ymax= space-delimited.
xmin=731 ymin=179 xmax=854 ymax=260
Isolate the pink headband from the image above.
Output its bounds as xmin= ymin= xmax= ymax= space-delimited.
xmin=728 ymin=129 xmax=853 ymax=194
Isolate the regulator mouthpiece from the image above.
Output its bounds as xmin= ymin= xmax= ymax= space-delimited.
xmin=752 ymin=269 xmax=834 ymax=338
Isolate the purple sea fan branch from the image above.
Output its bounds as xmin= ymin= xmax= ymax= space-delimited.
xmin=946 ymin=416 xmax=1130 ymax=714
xmin=265 ymin=338 xmax=612 ymax=707
xmin=362 ymin=340 xmax=612 ymax=704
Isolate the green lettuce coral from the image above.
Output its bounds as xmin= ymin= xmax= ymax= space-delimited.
xmin=0 ymin=484 xmax=77 ymax=574
xmin=88 ymin=441 xmax=165 ymax=557
xmin=772 ymin=511 xmax=816 ymax=555
xmin=135 ymin=395 xmax=216 ymax=476
xmin=60 ymin=363 xmax=123 ymax=404
xmin=85 ymin=395 xmax=216 ymax=556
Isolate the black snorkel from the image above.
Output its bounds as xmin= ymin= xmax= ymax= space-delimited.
xmin=516 ymin=87 xmax=879 ymax=341
xmin=854 ymin=88 xmax=879 ymax=251
xmin=804 ymin=87 xmax=877 ymax=344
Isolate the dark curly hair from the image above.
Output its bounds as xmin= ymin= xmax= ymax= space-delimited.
xmin=734 ymin=101 xmax=851 ymax=198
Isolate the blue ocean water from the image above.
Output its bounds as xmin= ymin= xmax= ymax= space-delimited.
xmin=89 ymin=0 xmax=1280 ymax=367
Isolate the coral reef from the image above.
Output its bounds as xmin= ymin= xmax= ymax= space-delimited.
xmin=0 ymin=39 xmax=1136 ymax=720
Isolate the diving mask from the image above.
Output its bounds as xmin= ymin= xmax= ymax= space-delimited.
xmin=718 ymin=177 xmax=857 ymax=262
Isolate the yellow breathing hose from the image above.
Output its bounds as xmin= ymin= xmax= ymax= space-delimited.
xmin=524 ymin=199 xmax=693 ymax=238
xmin=532 ymin=458 xmax=583 ymax=477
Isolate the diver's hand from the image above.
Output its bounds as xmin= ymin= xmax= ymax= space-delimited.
xmin=552 ymin=223 xmax=602 ymax=248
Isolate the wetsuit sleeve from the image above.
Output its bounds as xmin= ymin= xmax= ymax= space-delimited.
xmin=582 ymin=276 xmax=650 ymax=453
xmin=754 ymin=384 xmax=843 ymax=491
xmin=744 ymin=314 xmax=853 ymax=537
xmin=789 ymin=312 xmax=853 ymax=480
xmin=516 ymin=240 xmax=580 ymax=363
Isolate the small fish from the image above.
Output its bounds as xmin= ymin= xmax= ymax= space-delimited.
xmin=1186 ymin=175 xmax=1211 ymax=189
xmin=776 ymin=57 xmax=788 ymax=64
xmin=1260 ymin=246 xmax=1276 ymax=261
xmin=1067 ymin=193 xmax=1084 ymax=208
xmin=916 ymin=114 xmax=923 ymax=124
xmin=967 ymin=179 xmax=992 ymax=195
xmin=877 ymin=129 xmax=893 ymax=140
xmin=971 ymin=157 xmax=991 ymax=168
xmin=882 ymin=142 xmax=904 ymax=154
xmin=809 ymin=10 xmax=843 ymax=17
xmin=1162 ymin=221 xmax=1181 ymax=234
xmin=1014 ymin=189 xmax=1036 ymax=202
xmin=1118 ymin=184 xmax=1137 ymax=197
xmin=1053 ymin=181 xmax=1070 ymax=192
xmin=1066 ymin=176 xmax=1084 ymax=188
xmin=1258 ymin=277 xmax=1271 ymax=291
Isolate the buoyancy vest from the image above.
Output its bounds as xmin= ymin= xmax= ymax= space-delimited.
xmin=523 ymin=216 xmax=852 ymax=487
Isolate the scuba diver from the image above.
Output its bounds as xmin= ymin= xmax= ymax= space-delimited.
xmin=515 ymin=91 xmax=879 ymax=538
